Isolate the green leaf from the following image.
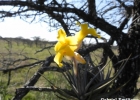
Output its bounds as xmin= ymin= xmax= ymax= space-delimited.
xmin=92 ymin=78 xmax=131 ymax=100
xmin=84 ymin=54 xmax=131 ymax=97
xmin=52 ymin=86 xmax=78 ymax=100
xmin=62 ymin=71 xmax=78 ymax=95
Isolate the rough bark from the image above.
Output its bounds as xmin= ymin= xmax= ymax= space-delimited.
xmin=113 ymin=0 xmax=140 ymax=98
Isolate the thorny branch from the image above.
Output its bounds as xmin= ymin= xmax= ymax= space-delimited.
xmin=0 ymin=1 xmax=126 ymax=39
xmin=0 ymin=60 xmax=44 ymax=72
xmin=13 ymin=56 xmax=54 ymax=100
xmin=78 ymin=42 xmax=118 ymax=66
xmin=13 ymin=56 xmax=72 ymax=100
xmin=15 ymin=86 xmax=73 ymax=93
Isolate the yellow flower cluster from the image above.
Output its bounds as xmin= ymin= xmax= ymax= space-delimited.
xmin=54 ymin=22 xmax=101 ymax=67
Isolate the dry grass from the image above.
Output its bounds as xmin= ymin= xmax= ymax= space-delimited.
xmin=0 ymin=39 xmax=62 ymax=99
xmin=0 ymin=39 xmax=139 ymax=99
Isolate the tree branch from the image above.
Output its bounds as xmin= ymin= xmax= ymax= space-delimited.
xmin=78 ymin=43 xmax=118 ymax=66
xmin=48 ymin=12 xmax=71 ymax=36
xmin=87 ymin=0 xmax=96 ymax=16
xmin=0 ymin=1 xmax=125 ymax=39
xmin=16 ymin=86 xmax=73 ymax=94
xmin=0 ymin=60 xmax=44 ymax=73
xmin=117 ymin=0 xmax=133 ymax=16
xmin=13 ymin=56 xmax=54 ymax=100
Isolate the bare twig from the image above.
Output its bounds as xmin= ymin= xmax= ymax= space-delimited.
xmin=0 ymin=60 xmax=44 ymax=72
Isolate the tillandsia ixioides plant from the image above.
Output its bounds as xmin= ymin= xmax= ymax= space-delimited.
xmin=53 ymin=22 xmax=130 ymax=100
xmin=54 ymin=22 xmax=101 ymax=74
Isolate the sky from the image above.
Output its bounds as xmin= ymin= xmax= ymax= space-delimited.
xmin=0 ymin=17 xmax=58 ymax=41
xmin=0 ymin=1 xmax=133 ymax=45
xmin=0 ymin=17 xmax=108 ymax=44
xmin=0 ymin=1 xmax=119 ymax=44
xmin=0 ymin=1 xmax=108 ymax=43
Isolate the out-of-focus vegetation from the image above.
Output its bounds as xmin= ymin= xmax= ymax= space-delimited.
xmin=0 ymin=37 xmax=139 ymax=99
xmin=0 ymin=37 xmax=66 ymax=100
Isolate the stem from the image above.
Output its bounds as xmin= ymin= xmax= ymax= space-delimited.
xmin=72 ymin=57 xmax=82 ymax=97
xmin=73 ymin=57 xmax=78 ymax=77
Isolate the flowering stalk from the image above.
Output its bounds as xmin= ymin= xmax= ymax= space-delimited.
xmin=54 ymin=22 xmax=101 ymax=96
xmin=72 ymin=57 xmax=83 ymax=96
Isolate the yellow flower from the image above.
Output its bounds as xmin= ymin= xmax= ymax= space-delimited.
xmin=54 ymin=22 xmax=101 ymax=67
xmin=75 ymin=22 xmax=101 ymax=43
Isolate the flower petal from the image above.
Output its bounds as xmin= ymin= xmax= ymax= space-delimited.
xmin=75 ymin=31 xmax=86 ymax=43
xmin=80 ymin=23 xmax=88 ymax=31
xmin=88 ymin=28 xmax=101 ymax=38
xmin=75 ymin=23 xmax=88 ymax=42
xmin=54 ymin=52 xmax=64 ymax=67
xmin=69 ymin=42 xmax=81 ymax=52
xmin=54 ymin=41 xmax=67 ymax=52
xmin=65 ymin=36 xmax=78 ymax=45
xmin=65 ymin=36 xmax=81 ymax=51
xmin=57 ymin=29 xmax=66 ymax=41
xmin=63 ymin=46 xmax=75 ymax=57
xmin=74 ymin=52 xmax=86 ymax=64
